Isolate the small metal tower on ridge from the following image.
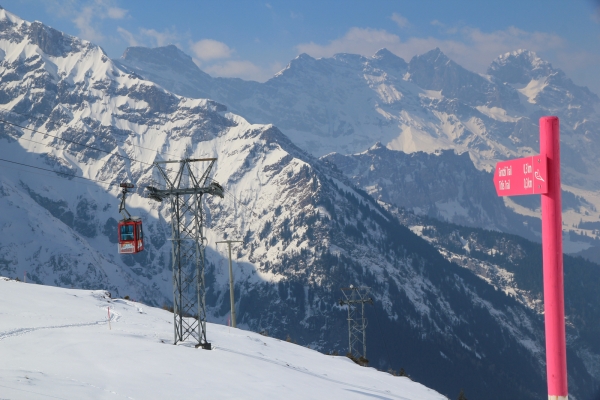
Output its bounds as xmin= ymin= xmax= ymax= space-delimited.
xmin=340 ymin=285 xmax=373 ymax=362
xmin=146 ymin=158 xmax=224 ymax=348
xmin=215 ymin=239 xmax=243 ymax=328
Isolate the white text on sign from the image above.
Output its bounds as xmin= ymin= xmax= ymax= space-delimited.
xmin=499 ymin=180 xmax=511 ymax=190
xmin=499 ymin=166 xmax=512 ymax=177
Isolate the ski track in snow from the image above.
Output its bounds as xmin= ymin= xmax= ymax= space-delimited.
xmin=0 ymin=320 xmax=109 ymax=341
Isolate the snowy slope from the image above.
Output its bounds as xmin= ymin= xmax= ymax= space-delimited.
xmin=0 ymin=277 xmax=446 ymax=400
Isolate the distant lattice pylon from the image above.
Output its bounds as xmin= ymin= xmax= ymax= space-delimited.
xmin=339 ymin=285 xmax=373 ymax=362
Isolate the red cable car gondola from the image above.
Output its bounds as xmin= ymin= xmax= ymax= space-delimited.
xmin=117 ymin=182 xmax=144 ymax=254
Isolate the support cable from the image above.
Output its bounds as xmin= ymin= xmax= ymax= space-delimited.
xmin=0 ymin=157 xmax=115 ymax=186
xmin=0 ymin=107 xmax=181 ymax=159
xmin=0 ymin=118 xmax=258 ymax=220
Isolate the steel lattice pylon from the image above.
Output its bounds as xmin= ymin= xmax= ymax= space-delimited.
xmin=340 ymin=285 xmax=373 ymax=362
xmin=146 ymin=158 xmax=224 ymax=348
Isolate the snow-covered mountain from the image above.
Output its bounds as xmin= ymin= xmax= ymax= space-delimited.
xmin=118 ymin=44 xmax=600 ymax=188
xmin=1 ymin=7 xmax=600 ymax=399
xmin=321 ymin=144 xmax=543 ymax=241
xmin=118 ymin=42 xmax=600 ymax=254
xmin=0 ymin=277 xmax=447 ymax=400
xmin=322 ymin=144 xmax=599 ymax=248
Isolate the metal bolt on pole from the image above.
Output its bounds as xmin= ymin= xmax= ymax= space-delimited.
xmin=216 ymin=240 xmax=243 ymax=328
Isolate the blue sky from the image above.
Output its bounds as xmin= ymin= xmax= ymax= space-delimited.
xmin=3 ymin=0 xmax=600 ymax=94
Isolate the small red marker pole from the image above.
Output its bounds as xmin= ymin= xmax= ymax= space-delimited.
xmin=540 ymin=116 xmax=568 ymax=400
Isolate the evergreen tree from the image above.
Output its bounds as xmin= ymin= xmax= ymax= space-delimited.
xmin=457 ymin=389 xmax=467 ymax=400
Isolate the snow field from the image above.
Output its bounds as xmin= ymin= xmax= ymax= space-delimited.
xmin=0 ymin=278 xmax=446 ymax=400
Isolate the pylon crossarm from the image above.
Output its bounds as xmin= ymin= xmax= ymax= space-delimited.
xmin=198 ymin=160 xmax=216 ymax=187
xmin=155 ymin=163 xmax=174 ymax=189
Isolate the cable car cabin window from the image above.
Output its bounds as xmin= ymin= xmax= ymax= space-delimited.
xmin=137 ymin=223 xmax=143 ymax=239
xmin=120 ymin=224 xmax=134 ymax=241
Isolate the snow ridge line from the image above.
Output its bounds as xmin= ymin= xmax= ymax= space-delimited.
xmin=0 ymin=320 xmax=106 ymax=341
xmin=215 ymin=346 xmax=417 ymax=400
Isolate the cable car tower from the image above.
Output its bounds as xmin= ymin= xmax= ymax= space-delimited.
xmin=339 ymin=285 xmax=373 ymax=363
xmin=146 ymin=158 xmax=224 ymax=349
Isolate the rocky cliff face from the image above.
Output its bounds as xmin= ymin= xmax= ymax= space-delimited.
xmin=1 ymin=7 xmax=600 ymax=399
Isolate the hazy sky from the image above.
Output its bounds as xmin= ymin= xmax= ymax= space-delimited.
xmin=3 ymin=1 xmax=600 ymax=94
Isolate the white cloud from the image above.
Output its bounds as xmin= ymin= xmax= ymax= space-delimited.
xmin=391 ymin=13 xmax=409 ymax=28
xmin=190 ymin=39 xmax=233 ymax=61
xmin=296 ymin=27 xmax=402 ymax=59
xmin=72 ymin=5 xmax=104 ymax=42
xmin=117 ymin=27 xmax=138 ymax=46
xmin=43 ymin=0 xmax=129 ymax=43
xmin=188 ymin=39 xmax=277 ymax=82
xmin=451 ymin=26 xmax=565 ymax=70
xmin=295 ymin=25 xmax=568 ymax=74
xmin=429 ymin=19 xmax=458 ymax=34
xmin=270 ymin=61 xmax=284 ymax=75
xmin=114 ymin=26 xmax=181 ymax=49
xmin=204 ymin=60 xmax=265 ymax=81
xmin=107 ymin=6 xmax=127 ymax=19
xmin=93 ymin=0 xmax=128 ymax=19
xmin=139 ymin=28 xmax=179 ymax=47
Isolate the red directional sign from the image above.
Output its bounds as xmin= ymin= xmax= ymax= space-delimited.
xmin=493 ymin=154 xmax=548 ymax=196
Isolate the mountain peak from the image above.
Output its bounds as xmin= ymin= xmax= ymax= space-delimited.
xmin=121 ymin=45 xmax=199 ymax=71
xmin=0 ymin=6 xmax=25 ymax=25
xmin=0 ymin=8 xmax=93 ymax=59
xmin=295 ymin=53 xmax=315 ymax=62
xmin=487 ymin=49 xmax=555 ymax=84
xmin=284 ymin=53 xmax=317 ymax=69
xmin=374 ymin=48 xmax=394 ymax=58
xmin=407 ymin=48 xmax=459 ymax=86
xmin=497 ymin=49 xmax=547 ymax=67
xmin=418 ymin=47 xmax=450 ymax=64
xmin=372 ymin=48 xmax=407 ymax=70
xmin=275 ymin=53 xmax=320 ymax=78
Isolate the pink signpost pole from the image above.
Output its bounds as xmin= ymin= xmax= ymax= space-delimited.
xmin=540 ymin=116 xmax=568 ymax=400
xmin=493 ymin=116 xmax=568 ymax=398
